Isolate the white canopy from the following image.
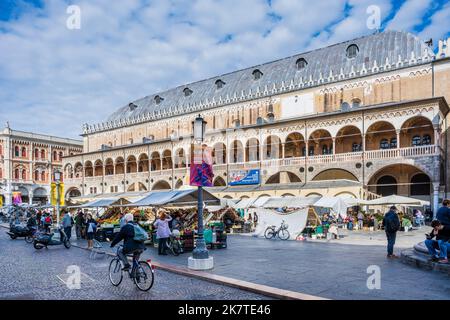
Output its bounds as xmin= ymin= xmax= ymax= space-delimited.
xmin=364 ymin=194 xmax=430 ymax=206
xmin=263 ymin=196 xmax=321 ymax=209
xmin=313 ymin=196 xmax=351 ymax=218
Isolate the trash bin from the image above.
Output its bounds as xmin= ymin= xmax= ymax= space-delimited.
xmin=204 ymin=228 xmax=213 ymax=244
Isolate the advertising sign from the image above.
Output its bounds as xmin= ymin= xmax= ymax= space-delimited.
xmin=229 ymin=169 xmax=260 ymax=186
xmin=190 ymin=144 xmax=214 ymax=187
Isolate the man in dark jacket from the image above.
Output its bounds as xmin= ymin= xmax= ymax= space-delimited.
xmin=436 ymin=199 xmax=450 ymax=226
xmin=383 ymin=206 xmax=400 ymax=258
xmin=425 ymin=220 xmax=450 ymax=263
xmin=110 ymin=213 xmax=145 ymax=271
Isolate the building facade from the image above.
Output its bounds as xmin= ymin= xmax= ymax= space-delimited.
xmin=0 ymin=125 xmax=83 ymax=205
xmin=63 ymin=31 xmax=450 ymax=211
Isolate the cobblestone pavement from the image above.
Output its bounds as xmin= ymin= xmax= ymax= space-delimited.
xmin=0 ymin=231 xmax=269 ymax=300
xmin=70 ymin=232 xmax=450 ymax=300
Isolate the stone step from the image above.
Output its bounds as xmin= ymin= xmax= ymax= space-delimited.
xmin=401 ymin=248 xmax=450 ymax=276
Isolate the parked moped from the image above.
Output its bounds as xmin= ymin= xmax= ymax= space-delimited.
xmin=33 ymin=227 xmax=71 ymax=249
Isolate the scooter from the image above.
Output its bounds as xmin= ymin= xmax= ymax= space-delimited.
xmin=6 ymin=224 xmax=35 ymax=243
xmin=33 ymin=227 xmax=71 ymax=250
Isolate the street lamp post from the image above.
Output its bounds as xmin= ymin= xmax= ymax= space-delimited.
xmin=54 ymin=170 xmax=61 ymax=227
xmin=188 ymin=115 xmax=214 ymax=270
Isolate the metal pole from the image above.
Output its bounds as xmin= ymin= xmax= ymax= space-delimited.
xmin=56 ymin=181 xmax=60 ymax=227
xmin=193 ymin=185 xmax=208 ymax=259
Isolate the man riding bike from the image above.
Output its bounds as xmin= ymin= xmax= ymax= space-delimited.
xmin=110 ymin=213 xmax=145 ymax=271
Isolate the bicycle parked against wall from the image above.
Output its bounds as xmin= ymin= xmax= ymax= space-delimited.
xmin=264 ymin=220 xmax=290 ymax=240
xmin=108 ymin=245 xmax=154 ymax=291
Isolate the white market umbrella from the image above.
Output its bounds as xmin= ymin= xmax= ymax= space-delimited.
xmin=364 ymin=194 xmax=424 ymax=206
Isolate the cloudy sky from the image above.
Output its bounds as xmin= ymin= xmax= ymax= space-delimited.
xmin=0 ymin=0 xmax=449 ymax=139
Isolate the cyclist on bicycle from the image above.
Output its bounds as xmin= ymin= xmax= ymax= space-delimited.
xmin=110 ymin=213 xmax=145 ymax=271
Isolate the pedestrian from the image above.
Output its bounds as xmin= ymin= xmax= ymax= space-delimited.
xmin=368 ymin=215 xmax=375 ymax=232
xmin=43 ymin=212 xmax=52 ymax=233
xmin=153 ymin=209 xmax=172 ymax=255
xmin=75 ymin=210 xmax=84 ymax=239
xmin=425 ymin=220 xmax=450 ymax=263
xmin=357 ymin=211 xmax=364 ymax=230
xmin=171 ymin=214 xmax=182 ymax=232
xmin=436 ymin=199 xmax=450 ymax=226
xmin=62 ymin=210 xmax=73 ymax=240
xmin=36 ymin=210 xmax=42 ymax=229
xmin=383 ymin=206 xmax=400 ymax=258
xmin=85 ymin=214 xmax=98 ymax=249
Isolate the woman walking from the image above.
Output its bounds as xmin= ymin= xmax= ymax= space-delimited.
xmin=153 ymin=210 xmax=172 ymax=255
xmin=85 ymin=214 xmax=98 ymax=249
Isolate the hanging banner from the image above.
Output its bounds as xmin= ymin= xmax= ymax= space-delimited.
xmin=229 ymin=169 xmax=261 ymax=186
xmin=190 ymin=144 xmax=214 ymax=187
xmin=0 ymin=196 xmax=3 ymax=207
xmin=12 ymin=192 xmax=22 ymax=205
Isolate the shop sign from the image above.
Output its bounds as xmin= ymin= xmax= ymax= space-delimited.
xmin=229 ymin=169 xmax=260 ymax=186
xmin=12 ymin=192 xmax=22 ymax=205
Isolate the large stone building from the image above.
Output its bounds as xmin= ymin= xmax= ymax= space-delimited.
xmin=0 ymin=125 xmax=83 ymax=205
xmin=63 ymin=30 xmax=450 ymax=212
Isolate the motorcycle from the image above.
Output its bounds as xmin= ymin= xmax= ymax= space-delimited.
xmin=6 ymin=224 xmax=36 ymax=243
xmin=33 ymin=227 xmax=71 ymax=250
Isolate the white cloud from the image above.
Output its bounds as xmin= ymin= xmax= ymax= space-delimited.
xmin=419 ymin=2 xmax=450 ymax=41
xmin=0 ymin=0 xmax=447 ymax=139
xmin=386 ymin=0 xmax=433 ymax=32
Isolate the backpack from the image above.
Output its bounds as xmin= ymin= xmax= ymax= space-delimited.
xmin=133 ymin=224 xmax=149 ymax=242
xmin=45 ymin=216 xmax=51 ymax=224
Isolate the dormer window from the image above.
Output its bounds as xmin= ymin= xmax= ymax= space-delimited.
xmin=346 ymin=44 xmax=359 ymax=59
xmin=296 ymin=58 xmax=307 ymax=70
xmin=252 ymin=69 xmax=263 ymax=80
xmin=128 ymin=103 xmax=138 ymax=111
xmin=154 ymin=95 xmax=164 ymax=104
xmin=215 ymin=79 xmax=225 ymax=89
xmin=183 ymin=88 xmax=193 ymax=97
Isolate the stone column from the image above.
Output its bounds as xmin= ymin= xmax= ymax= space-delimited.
xmin=332 ymin=137 xmax=336 ymax=155
xmin=396 ymin=129 xmax=400 ymax=149
xmin=433 ymin=125 xmax=440 ymax=147
xmin=29 ymin=190 xmax=33 ymax=205
xmin=433 ymin=182 xmax=440 ymax=219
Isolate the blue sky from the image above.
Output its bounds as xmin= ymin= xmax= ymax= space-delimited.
xmin=0 ymin=0 xmax=449 ymax=139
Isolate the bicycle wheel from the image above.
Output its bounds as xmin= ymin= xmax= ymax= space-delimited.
xmin=278 ymin=229 xmax=290 ymax=240
xmin=264 ymin=228 xmax=275 ymax=239
xmin=172 ymin=241 xmax=181 ymax=256
xmin=109 ymin=258 xmax=123 ymax=286
xmin=134 ymin=261 xmax=154 ymax=291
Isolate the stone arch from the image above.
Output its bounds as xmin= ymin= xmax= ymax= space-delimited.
xmin=64 ymin=163 xmax=74 ymax=179
xmin=152 ymin=180 xmax=171 ymax=190
xmin=162 ymin=150 xmax=172 ymax=170
xmin=308 ymin=129 xmax=332 ymax=155
xmin=105 ymin=158 xmax=114 ymax=175
xmin=213 ymin=176 xmax=227 ymax=187
xmin=306 ymin=192 xmax=322 ymax=197
xmin=138 ymin=154 xmax=149 ymax=172
xmin=66 ymin=187 xmax=81 ymax=199
xmin=127 ymin=183 xmax=136 ymax=192
xmin=245 ymin=138 xmax=260 ymax=162
xmin=334 ymin=191 xmax=357 ymax=198
xmin=335 ymin=125 xmax=362 ymax=153
xmin=115 ymin=157 xmax=125 ymax=175
xmin=151 ymin=152 xmax=161 ymax=171
xmin=84 ymin=161 xmax=93 ymax=177
xmin=126 ymin=155 xmax=137 ymax=173
xmin=32 ymin=187 xmax=48 ymax=204
xmin=174 ymin=148 xmax=186 ymax=168
xmin=365 ymin=121 xmax=396 ymax=150
xmin=213 ymin=143 xmax=226 ymax=164
xmin=410 ymin=173 xmax=431 ymax=196
xmin=285 ymin=132 xmax=306 ymax=158
xmin=229 ymin=140 xmax=244 ymax=163
xmin=281 ymin=193 xmax=295 ymax=197
xmin=74 ymin=162 xmax=83 ymax=178
xmin=367 ymin=164 xmax=432 ymax=198
xmin=138 ymin=182 xmax=148 ymax=191
xmin=400 ymin=115 xmax=434 ymax=148
xmin=222 ymin=195 xmax=233 ymax=199
xmin=312 ymin=169 xmax=359 ymax=181
xmin=94 ymin=160 xmax=103 ymax=176
xmin=263 ymin=135 xmax=282 ymax=159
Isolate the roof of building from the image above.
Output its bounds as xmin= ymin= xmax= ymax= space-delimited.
xmin=86 ymin=30 xmax=434 ymax=134
xmin=0 ymin=127 xmax=83 ymax=147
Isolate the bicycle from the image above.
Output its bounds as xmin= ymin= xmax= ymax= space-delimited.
xmin=166 ymin=230 xmax=183 ymax=256
xmin=264 ymin=220 xmax=290 ymax=240
xmin=109 ymin=245 xmax=155 ymax=291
